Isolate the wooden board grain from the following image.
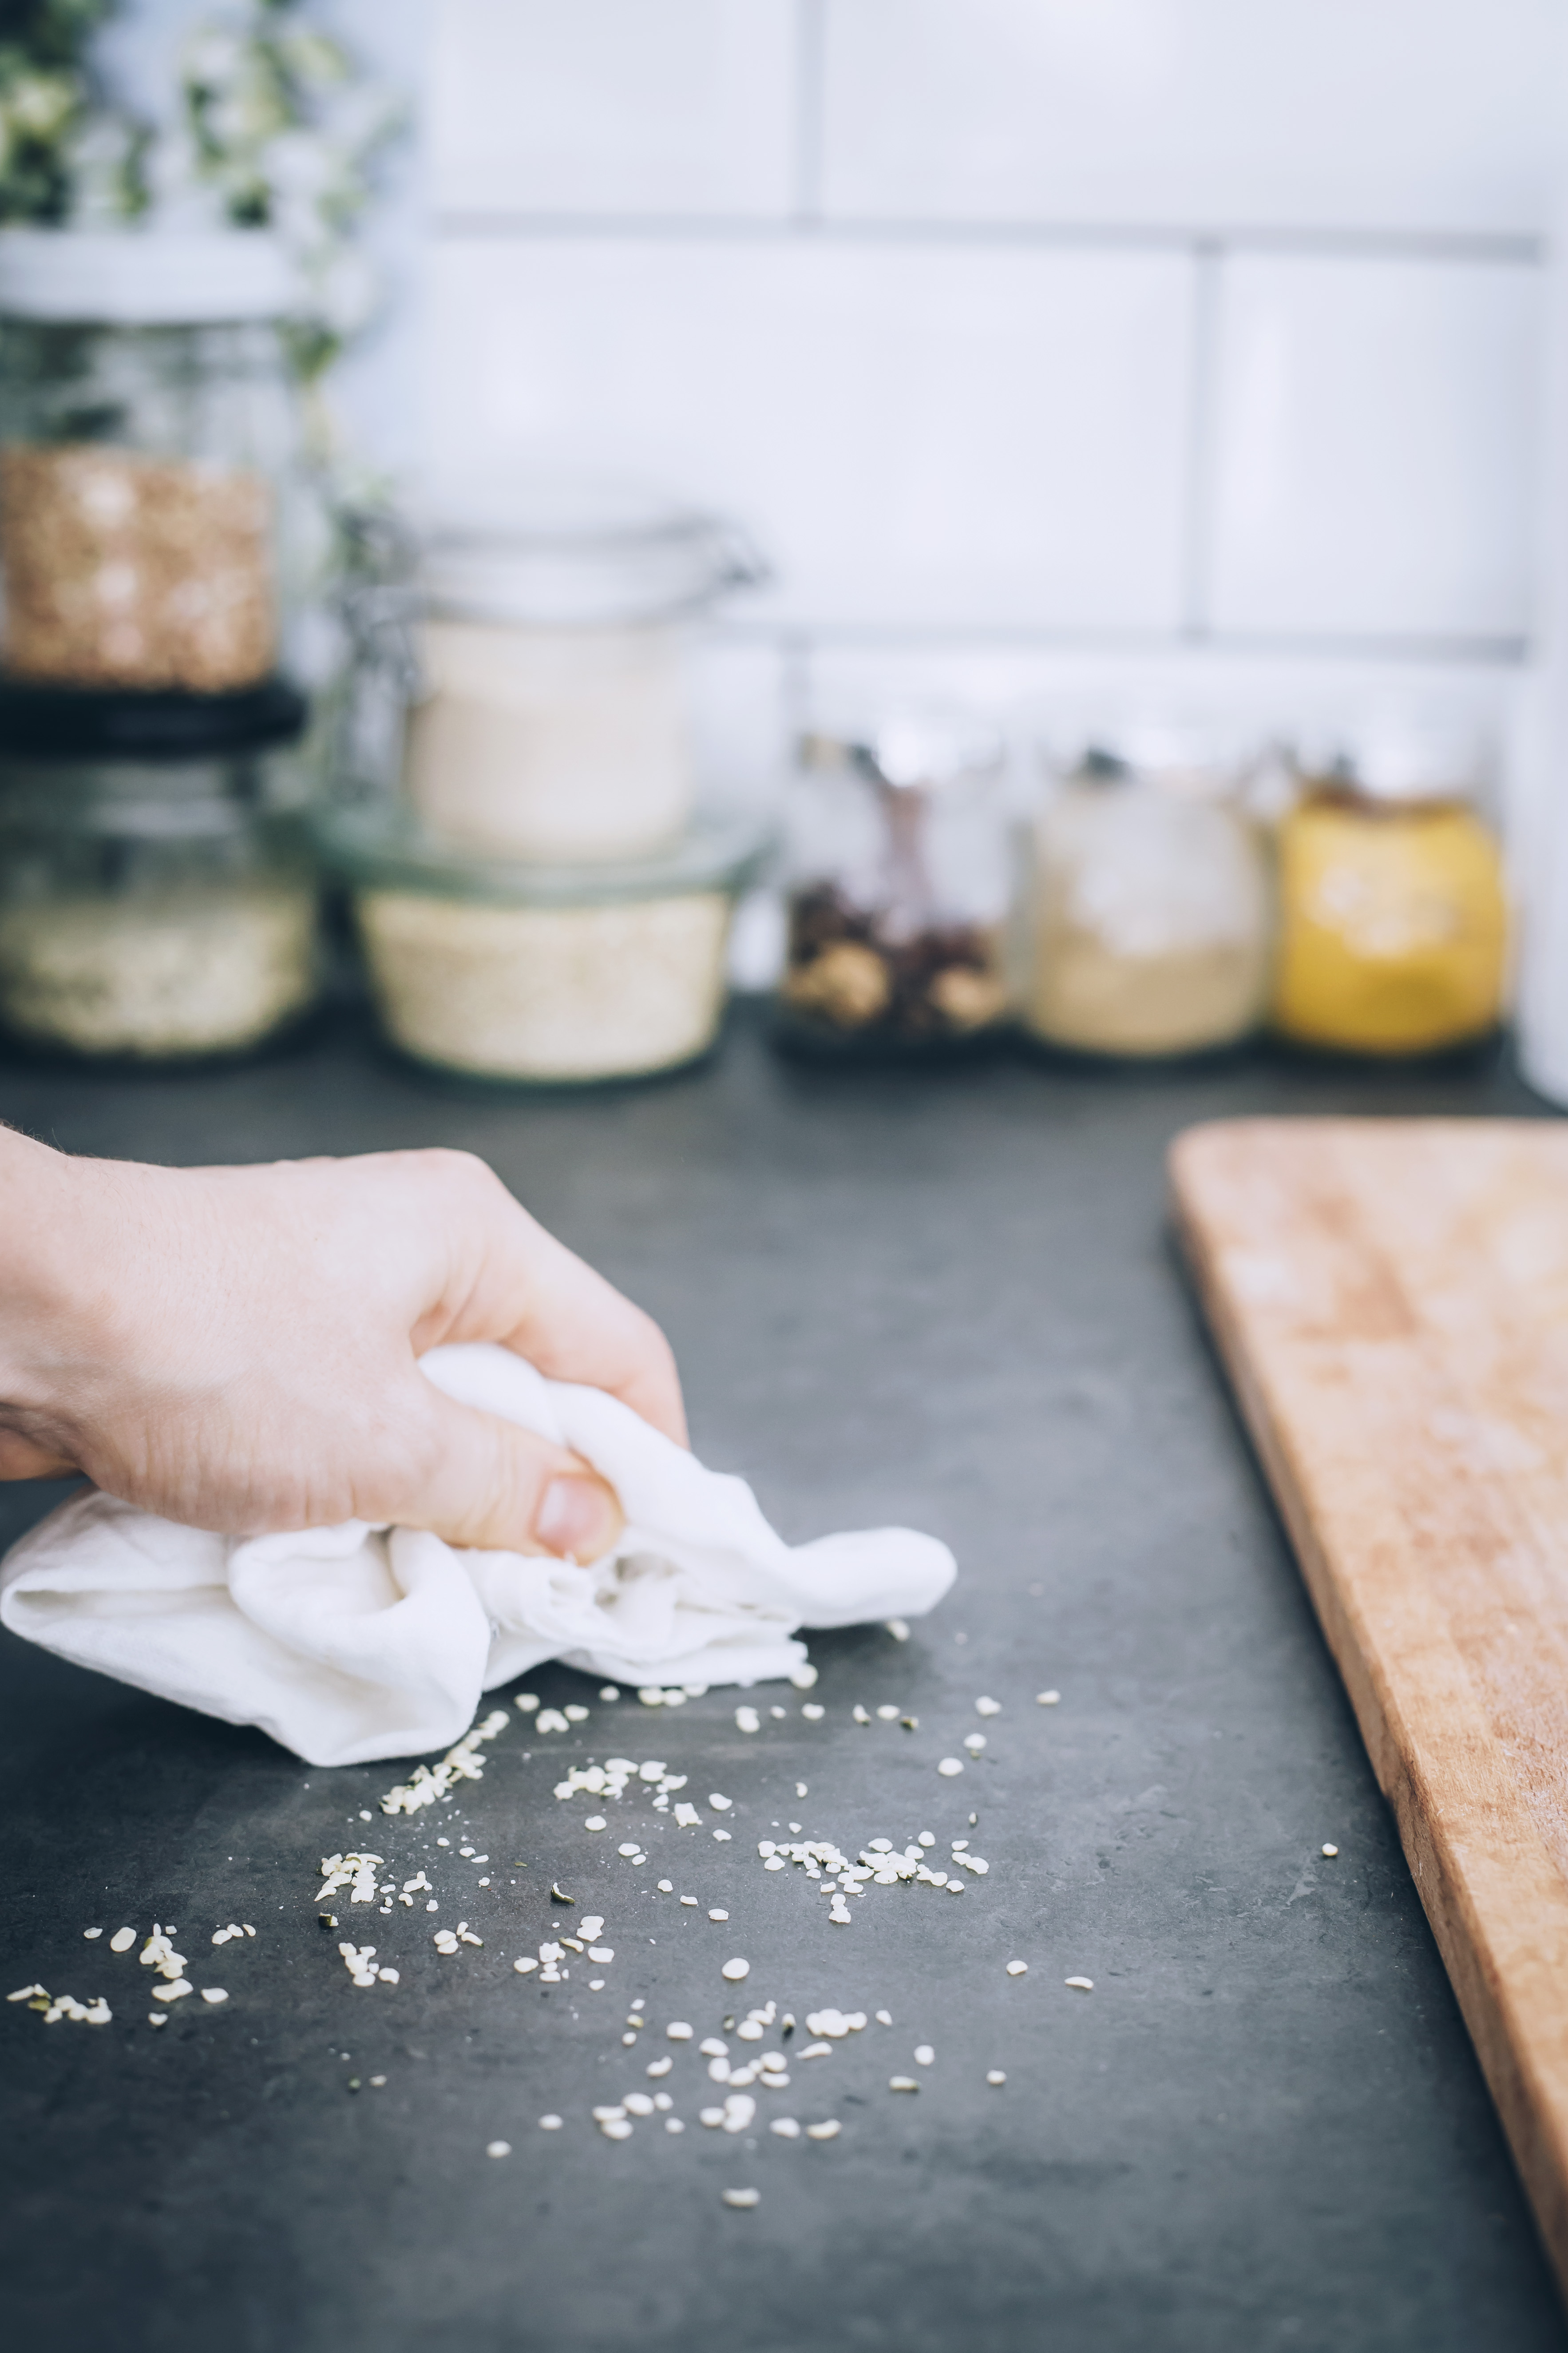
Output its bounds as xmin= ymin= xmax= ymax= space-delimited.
xmin=1171 ymin=1116 xmax=1568 ymax=2295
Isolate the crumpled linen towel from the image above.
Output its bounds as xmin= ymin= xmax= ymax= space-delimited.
xmin=0 ymin=1343 xmax=955 ymax=1768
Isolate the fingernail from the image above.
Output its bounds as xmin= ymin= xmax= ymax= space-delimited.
xmin=535 ymin=1476 xmax=620 ymax=1562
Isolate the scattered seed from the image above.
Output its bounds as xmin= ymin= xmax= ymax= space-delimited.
xmin=584 ymin=1817 xmax=607 ymax=1832
xmin=789 ymin=1664 xmax=818 ymax=1690
xmin=721 ymin=1958 xmax=750 ymax=1982
xmin=713 ymin=1830 xmax=732 ymax=1843
xmin=876 ymin=1705 xmax=899 ymax=1721
xmin=1006 ymin=1960 xmax=1028 ymax=1977
xmin=987 ymin=2070 xmax=1006 ymax=2086
xmin=889 ymin=2076 xmax=919 ymax=2092
xmin=805 ymin=2119 xmax=841 ymax=2139
xmin=699 ymin=2107 xmax=725 ymax=2127
xmin=1065 ymin=1976 xmax=1094 ymax=1992
xmin=735 ymin=1707 xmax=760 ymax=1734
xmin=900 ymin=1716 xmax=919 ymax=1730
xmin=875 ymin=2009 xmax=892 ymax=2026
xmin=83 ymin=1928 xmax=101 ymax=1940
xmin=638 ymin=1688 xmax=663 ymax=1706
xmin=1037 ymin=1690 xmax=1061 ymax=1706
xmin=201 ymin=1988 xmax=229 ymax=2005
xmin=963 ymin=1734 xmax=986 ymax=1753
xmin=1322 ymin=1843 xmax=1339 ymax=1858
xmin=657 ymin=1878 xmax=674 ymax=1893
xmin=514 ymin=1957 xmax=539 ymax=1975
xmin=722 ymin=2095 xmax=756 ymax=2133
xmin=515 ymin=1694 xmax=539 ymax=1713
xmin=795 ymin=1783 xmax=808 ymax=1798
xmin=680 ymin=1895 xmax=698 ymax=1907
xmin=708 ymin=1909 xmax=729 ymax=1922
xmin=914 ymin=2044 xmax=934 ymax=2065
xmin=801 ymin=1703 xmax=825 ymax=1722
xmin=646 ymin=2055 xmax=673 ymax=2078
xmin=109 ymin=1928 xmax=135 ymax=1953
xmin=721 ymin=2187 xmax=760 ymax=2208
xmin=599 ymin=1686 xmax=619 ymax=1701
xmin=624 ymin=2094 xmax=656 ymax=2117
xmin=564 ymin=1705 xmax=589 ymax=1722
xmin=486 ymin=2140 xmax=511 ymax=2159
xmin=886 ymin=1619 xmax=910 ymax=1641
xmin=665 ymin=2118 xmax=685 ymax=2134
xmin=852 ymin=1706 xmax=870 ymax=1726
xmin=937 ymin=1758 xmax=965 ymax=1777
xmin=539 ymin=2114 xmax=563 ymax=2130
xmin=770 ymin=2118 xmax=800 ymax=2139
xmin=600 ymin=2117 xmax=634 ymax=2140
xmin=709 ymin=1794 xmax=733 ymax=1813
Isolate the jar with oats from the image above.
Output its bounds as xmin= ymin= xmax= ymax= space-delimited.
xmin=317 ymin=802 xmax=768 ymax=1085
xmin=0 ymin=230 xmax=300 ymax=694
xmin=1272 ymin=723 xmax=1508 ymax=1056
xmin=0 ymin=678 xmax=318 ymax=1063
xmin=776 ymin=712 xmax=1012 ymax=1056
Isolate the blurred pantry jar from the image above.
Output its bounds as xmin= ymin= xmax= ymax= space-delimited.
xmin=1272 ymin=725 xmax=1508 ymax=1056
xmin=318 ymin=800 xmax=768 ymax=1085
xmin=399 ymin=484 xmax=764 ymax=861
xmin=1023 ymin=729 xmax=1271 ymax=1058
xmin=0 ymin=677 xmax=318 ymax=1062
xmin=776 ymin=711 xmax=1012 ymax=1055
xmin=0 ymin=230 xmax=301 ymax=693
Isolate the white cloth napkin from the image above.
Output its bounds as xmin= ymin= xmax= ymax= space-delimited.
xmin=0 ymin=1343 xmax=955 ymax=1767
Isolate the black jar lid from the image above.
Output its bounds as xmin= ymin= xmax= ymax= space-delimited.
xmin=0 ymin=675 xmax=309 ymax=762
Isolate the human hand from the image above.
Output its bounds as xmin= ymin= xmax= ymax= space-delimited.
xmin=0 ymin=1135 xmax=685 ymax=1559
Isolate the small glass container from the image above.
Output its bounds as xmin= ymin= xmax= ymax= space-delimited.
xmin=318 ymin=803 xmax=768 ymax=1085
xmin=0 ymin=679 xmax=317 ymax=1062
xmin=0 ymin=229 xmax=300 ymax=693
xmin=394 ymin=482 xmax=764 ymax=862
xmin=1273 ymin=722 xmax=1508 ymax=1056
xmin=1024 ymin=730 xmax=1271 ymax=1058
xmin=776 ymin=712 xmax=1012 ymax=1053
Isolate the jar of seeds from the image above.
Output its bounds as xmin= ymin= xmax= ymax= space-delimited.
xmin=0 ymin=230 xmax=300 ymax=694
xmin=776 ymin=712 xmax=1012 ymax=1055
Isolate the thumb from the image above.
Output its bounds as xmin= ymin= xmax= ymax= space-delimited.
xmin=396 ymin=1385 xmax=625 ymax=1559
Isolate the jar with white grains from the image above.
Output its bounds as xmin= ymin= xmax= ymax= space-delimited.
xmin=0 ymin=680 xmax=317 ymax=1061
xmin=318 ymin=804 xmax=768 ymax=1085
xmin=396 ymin=484 xmax=764 ymax=861
xmin=1025 ymin=730 xmax=1272 ymax=1058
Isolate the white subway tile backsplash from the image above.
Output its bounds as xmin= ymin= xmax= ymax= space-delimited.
xmin=430 ymin=0 xmax=797 ymax=217
xmin=1206 ymin=255 xmax=1542 ymax=642
xmin=820 ymin=0 xmax=1559 ymax=235
xmin=426 ymin=237 xmax=1196 ymax=634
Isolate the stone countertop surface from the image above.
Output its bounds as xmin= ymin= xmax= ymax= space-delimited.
xmin=0 ymin=1008 xmax=1564 ymax=2353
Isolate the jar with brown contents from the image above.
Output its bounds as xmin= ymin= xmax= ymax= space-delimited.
xmin=0 ymin=230 xmax=299 ymax=695
xmin=776 ymin=714 xmax=1012 ymax=1056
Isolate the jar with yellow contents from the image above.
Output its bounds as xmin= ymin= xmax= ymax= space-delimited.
xmin=1272 ymin=730 xmax=1509 ymax=1056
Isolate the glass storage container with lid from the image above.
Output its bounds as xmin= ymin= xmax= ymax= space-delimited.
xmin=318 ymin=802 xmax=767 ymax=1084
xmin=776 ymin=710 xmax=1012 ymax=1053
xmin=0 ymin=229 xmax=300 ymax=694
xmin=1272 ymin=718 xmax=1508 ymax=1056
xmin=0 ymin=678 xmax=317 ymax=1061
xmin=1025 ymin=724 xmax=1271 ymax=1058
xmin=394 ymin=480 xmax=765 ymax=862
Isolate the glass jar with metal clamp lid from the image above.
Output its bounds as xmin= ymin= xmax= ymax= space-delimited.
xmin=776 ymin=710 xmax=1013 ymax=1054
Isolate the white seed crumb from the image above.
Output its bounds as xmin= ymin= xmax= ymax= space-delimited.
xmin=665 ymin=2117 xmax=685 ymax=2133
xmin=588 ymin=1945 xmax=614 ymax=1962
xmin=805 ymin=2119 xmax=841 ymax=2139
xmin=201 ymin=1989 xmax=229 ymax=2005
xmin=986 ymin=2070 xmax=1006 ymax=2086
xmin=624 ymin=2094 xmax=655 ymax=2116
xmin=722 ymin=2187 xmax=760 ymax=2208
xmin=937 ymin=1758 xmax=965 ymax=1777
xmin=599 ymin=1686 xmax=619 ymax=1701
xmin=770 ymin=1706 xmax=786 ymax=1718
xmin=889 ymin=2076 xmax=919 ymax=2092
xmin=618 ymin=1842 xmax=640 ymax=1857
xmin=700 ymin=2038 xmax=729 ymax=2057
xmin=700 ymin=2108 xmax=725 ymax=2128
xmin=713 ymin=1830 xmax=733 ymax=1843
xmin=584 ymin=1817 xmax=607 ymax=1832
xmin=654 ymin=2092 xmax=673 ymax=2111
xmin=680 ymin=1895 xmax=698 ymax=1907
xmin=539 ymin=2114 xmax=563 ymax=2130
xmin=623 ymin=2032 xmax=637 ymax=2047
xmin=109 ymin=1929 xmax=135 ymax=1953
xmin=514 ymin=1957 xmax=539 ymax=1974
xmin=709 ymin=1909 xmax=729 ymax=1922
xmin=564 ymin=1704 xmax=589 ymax=1722
xmin=657 ymin=1878 xmax=673 ymax=1892
xmin=1322 ymin=1843 xmax=1339 ymax=1858
xmin=661 ymin=1689 xmax=687 ymax=1706
xmin=875 ymin=2009 xmax=892 ymax=2026
xmin=735 ymin=1706 xmax=760 ymax=1734
xmin=148 ymin=2014 xmax=166 ymax=2027
xmin=876 ymin=1705 xmax=899 ymax=1721
xmin=599 ymin=2117 xmax=634 ymax=2140
xmin=770 ymin=2117 xmax=801 ymax=2138
xmin=919 ymin=1831 xmax=935 ymax=1846
xmin=886 ymin=1618 xmax=910 ymax=1641
xmin=975 ymin=1696 xmax=1002 ymax=1716
xmin=709 ymin=1794 xmax=733 ymax=1812
xmin=485 ymin=2141 xmax=511 ymax=2159
xmin=589 ymin=1979 xmax=606 ymax=1991
xmin=638 ymin=1687 xmax=664 ymax=1706
xmin=667 ymin=2022 xmax=694 ymax=2040
xmin=789 ymin=1663 xmax=818 ymax=1690
xmin=795 ymin=1783 xmax=808 ymax=1798
xmin=721 ymin=1958 xmax=750 ymax=1982
xmin=914 ymin=2044 xmax=934 ymax=2065
xmin=83 ymin=1928 xmax=101 ymax=1940
xmin=801 ymin=1703 xmax=825 ymax=1722
xmin=963 ymin=1733 xmax=986 ymax=1753
xmin=515 ymin=1693 xmax=539 ymax=1712
xmin=1065 ymin=1976 xmax=1094 ymax=1992
xmin=646 ymin=2056 xmax=673 ymax=2078
xmin=853 ymin=1706 xmax=870 ymax=1725
xmin=1006 ymin=1960 xmax=1028 ymax=1977
xmin=1037 ymin=1690 xmax=1061 ymax=1706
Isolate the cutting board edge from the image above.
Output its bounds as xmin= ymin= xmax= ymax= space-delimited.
xmin=1168 ymin=1121 xmax=1568 ymax=2297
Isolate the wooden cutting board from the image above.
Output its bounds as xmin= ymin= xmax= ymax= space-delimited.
xmin=1171 ymin=1116 xmax=1568 ymax=2294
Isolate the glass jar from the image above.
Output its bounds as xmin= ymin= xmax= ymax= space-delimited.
xmin=1024 ymin=731 xmax=1272 ymax=1058
xmin=776 ymin=712 xmax=1012 ymax=1054
xmin=0 ymin=679 xmax=317 ymax=1062
xmin=318 ymin=802 xmax=768 ymax=1085
xmin=1273 ymin=725 xmax=1508 ymax=1056
xmin=0 ymin=230 xmax=300 ymax=694
xmin=391 ymin=482 xmax=765 ymax=861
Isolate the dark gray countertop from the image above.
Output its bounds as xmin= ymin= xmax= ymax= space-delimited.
xmin=2 ymin=1007 xmax=1565 ymax=2353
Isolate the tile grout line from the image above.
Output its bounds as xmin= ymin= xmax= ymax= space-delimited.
xmin=792 ymin=0 xmax=827 ymax=227
xmin=1179 ymin=240 xmax=1225 ymax=642
xmin=431 ymin=210 xmax=1544 ymax=268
